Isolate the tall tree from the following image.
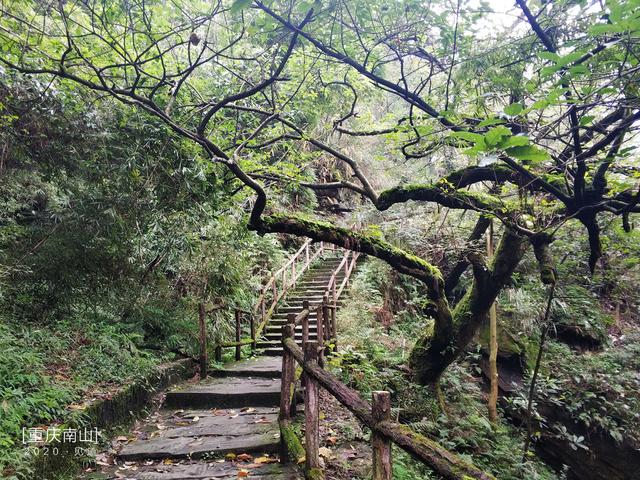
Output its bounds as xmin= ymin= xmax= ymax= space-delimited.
xmin=1 ymin=0 xmax=638 ymax=387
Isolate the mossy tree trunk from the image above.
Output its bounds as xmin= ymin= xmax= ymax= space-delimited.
xmin=409 ymin=229 xmax=529 ymax=385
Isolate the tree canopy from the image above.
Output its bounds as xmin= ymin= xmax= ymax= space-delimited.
xmin=1 ymin=0 xmax=639 ymax=384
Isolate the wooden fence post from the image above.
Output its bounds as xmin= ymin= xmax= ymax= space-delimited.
xmin=235 ymin=310 xmax=242 ymax=361
xmin=372 ymin=391 xmax=392 ymax=480
xmin=214 ymin=346 xmax=222 ymax=363
xmin=260 ymin=286 xmax=266 ymax=325
xmin=292 ymin=260 xmax=296 ymax=286
xmin=198 ymin=303 xmax=208 ymax=379
xmin=331 ymin=305 xmax=337 ymax=351
xmin=250 ymin=313 xmax=256 ymax=350
xmin=302 ymin=300 xmax=310 ymax=347
xmin=280 ymin=324 xmax=295 ymax=421
xmin=316 ymin=305 xmax=324 ymax=366
xmin=322 ymin=302 xmax=331 ymax=355
xmin=304 ymin=341 xmax=323 ymax=479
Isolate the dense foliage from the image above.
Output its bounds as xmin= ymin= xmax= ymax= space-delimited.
xmin=0 ymin=0 xmax=639 ymax=478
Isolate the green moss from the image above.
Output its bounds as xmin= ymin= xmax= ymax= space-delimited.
xmin=478 ymin=322 xmax=528 ymax=358
xmin=377 ymin=182 xmax=510 ymax=214
xmin=306 ymin=466 xmax=325 ymax=479
xmin=278 ymin=419 xmax=305 ymax=465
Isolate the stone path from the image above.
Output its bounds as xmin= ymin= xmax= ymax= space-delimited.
xmin=99 ymin=254 xmax=352 ymax=479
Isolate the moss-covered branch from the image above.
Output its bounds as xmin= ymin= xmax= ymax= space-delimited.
xmin=377 ymin=180 xmax=506 ymax=213
xmin=444 ymin=215 xmax=492 ymax=297
xmin=530 ymin=233 xmax=557 ymax=284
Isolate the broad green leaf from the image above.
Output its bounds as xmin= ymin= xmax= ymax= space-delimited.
xmin=231 ymin=0 xmax=252 ymax=13
xmin=579 ymin=115 xmax=595 ymax=126
xmin=590 ymin=23 xmax=626 ymax=35
xmin=484 ymin=126 xmax=512 ymax=147
xmin=505 ymin=145 xmax=550 ymax=162
xmin=478 ymin=118 xmax=505 ymax=128
xmin=499 ymin=135 xmax=529 ymax=148
xmin=538 ymin=51 xmax=560 ymax=62
xmin=504 ymin=103 xmax=523 ymax=116
xmin=449 ymin=131 xmax=484 ymax=143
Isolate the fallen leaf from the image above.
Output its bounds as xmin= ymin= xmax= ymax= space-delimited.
xmin=236 ymin=453 xmax=253 ymax=462
xmin=326 ymin=436 xmax=338 ymax=445
xmin=297 ymin=455 xmax=306 ymax=464
xmin=225 ymin=453 xmax=237 ymax=460
xmin=319 ymin=447 xmax=333 ymax=459
xmin=115 ymin=436 xmax=129 ymax=442
xmin=255 ymin=456 xmax=278 ymax=464
xmin=238 ymin=469 xmax=250 ymax=477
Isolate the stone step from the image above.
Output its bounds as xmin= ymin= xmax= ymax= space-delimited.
xmin=256 ymin=339 xmax=314 ymax=349
xmin=117 ymin=408 xmax=282 ymax=461
xmin=261 ymin=348 xmax=285 ymax=356
xmin=263 ymin=333 xmax=317 ymax=342
xmin=165 ymin=377 xmax=282 ymax=409
xmin=286 ymin=294 xmax=328 ymax=300
xmin=113 ymin=461 xmax=301 ymax=479
xmin=272 ymin=309 xmax=319 ymax=315
xmin=264 ymin=325 xmax=318 ymax=332
xmin=212 ymin=356 xmax=282 ymax=378
xmin=265 ymin=323 xmax=318 ymax=330
xmin=270 ymin=316 xmax=318 ymax=322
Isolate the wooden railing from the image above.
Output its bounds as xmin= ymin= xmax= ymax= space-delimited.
xmin=321 ymin=249 xmax=359 ymax=350
xmin=204 ymin=239 xmax=335 ymax=371
xmin=253 ymin=238 xmax=333 ymax=339
xmin=279 ymin=334 xmax=496 ymax=480
xmin=325 ymin=249 xmax=360 ymax=309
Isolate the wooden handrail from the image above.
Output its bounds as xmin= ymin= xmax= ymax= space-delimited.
xmin=322 ymin=249 xmax=360 ymax=312
xmin=280 ymin=333 xmax=495 ymax=480
xmin=212 ymin=239 xmax=328 ymax=363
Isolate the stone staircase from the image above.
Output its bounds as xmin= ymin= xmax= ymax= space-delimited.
xmin=257 ymin=253 xmax=346 ymax=355
xmin=97 ymin=252 xmax=355 ymax=479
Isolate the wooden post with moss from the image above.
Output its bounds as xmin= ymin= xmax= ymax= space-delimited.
xmin=304 ymin=340 xmax=323 ymax=479
xmin=316 ymin=305 xmax=324 ymax=366
xmin=280 ymin=324 xmax=295 ymax=421
xmin=302 ymin=300 xmax=310 ymax=347
xmin=372 ymin=391 xmax=392 ymax=480
xmin=322 ymin=301 xmax=331 ymax=355
xmin=198 ymin=303 xmax=208 ymax=379
xmin=235 ymin=309 xmax=242 ymax=361
xmin=250 ymin=313 xmax=256 ymax=350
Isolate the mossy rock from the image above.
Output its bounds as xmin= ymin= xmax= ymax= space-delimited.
xmin=478 ymin=323 xmax=529 ymax=359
